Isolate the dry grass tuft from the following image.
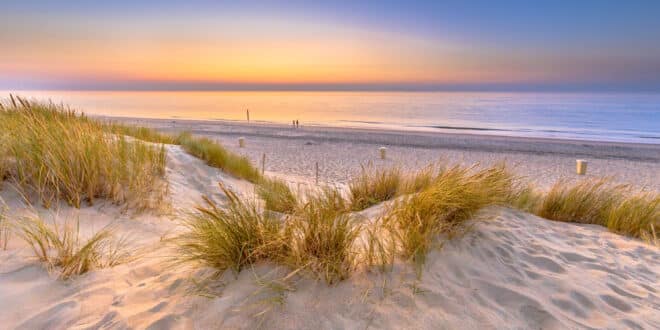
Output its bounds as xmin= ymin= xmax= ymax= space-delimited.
xmin=400 ymin=165 xmax=437 ymax=194
xmin=607 ymin=194 xmax=659 ymax=242
xmin=106 ymin=123 xmax=177 ymax=144
xmin=0 ymin=200 xmax=8 ymax=250
xmin=176 ymin=184 xmax=283 ymax=274
xmin=534 ymin=179 xmax=659 ymax=242
xmin=176 ymin=132 xmax=261 ymax=183
xmin=0 ymin=96 xmax=168 ymax=210
xmin=256 ymin=177 xmax=298 ymax=214
xmin=536 ymin=179 xmax=624 ymax=224
xmin=360 ymin=218 xmax=396 ymax=273
xmin=384 ymin=165 xmax=514 ymax=274
xmin=16 ymin=216 xmax=127 ymax=279
xmin=349 ymin=166 xmax=402 ymax=211
xmin=285 ymin=188 xmax=361 ymax=284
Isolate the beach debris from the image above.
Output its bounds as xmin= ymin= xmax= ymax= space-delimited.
xmin=379 ymin=147 xmax=387 ymax=160
xmin=576 ymin=159 xmax=588 ymax=175
xmin=238 ymin=137 xmax=245 ymax=148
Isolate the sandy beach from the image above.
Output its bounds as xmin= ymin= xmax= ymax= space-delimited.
xmin=4 ymin=1 xmax=660 ymax=328
xmin=107 ymin=117 xmax=660 ymax=191
xmin=1 ymin=139 xmax=658 ymax=329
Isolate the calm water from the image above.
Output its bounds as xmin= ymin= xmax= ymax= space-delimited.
xmin=4 ymin=91 xmax=660 ymax=143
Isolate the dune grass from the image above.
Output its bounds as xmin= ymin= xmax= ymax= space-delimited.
xmin=531 ymin=179 xmax=659 ymax=242
xmin=176 ymin=184 xmax=283 ymax=274
xmin=400 ymin=165 xmax=437 ymax=195
xmin=256 ymin=177 xmax=298 ymax=214
xmin=349 ymin=166 xmax=402 ymax=211
xmin=0 ymin=200 xmax=8 ymax=250
xmin=16 ymin=216 xmax=127 ymax=279
xmin=106 ymin=122 xmax=263 ymax=183
xmin=384 ymin=165 xmax=515 ymax=274
xmin=106 ymin=123 xmax=178 ymax=144
xmin=176 ymin=132 xmax=261 ymax=183
xmin=0 ymin=96 xmax=168 ymax=210
xmin=285 ymin=188 xmax=361 ymax=284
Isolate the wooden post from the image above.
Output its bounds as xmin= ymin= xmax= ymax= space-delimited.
xmin=315 ymin=161 xmax=319 ymax=185
xmin=238 ymin=137 xmax=245 ymax=148
xmin=379 ymin=147 xmax=387 ymax=160
xmin=261 ymin=153 xmax=266 ymax=175
xmin=576 ymin=159 xmax=587 ymax=175
xmin=247 ymin=109 xmax=250 ymax=122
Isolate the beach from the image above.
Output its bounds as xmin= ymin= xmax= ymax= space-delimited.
xmin=1 ymin=140 xmax=658 ymax=329
xmin=0 ymin=111 xmax=658 ymax=329
xmin=108 ymin=117 xmax=660 ymax=190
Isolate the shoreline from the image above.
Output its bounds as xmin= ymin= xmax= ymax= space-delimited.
xmin=103 ymin=116 xmax=660 ymax=190
xmin=100 ymin=115 xmax=660 ymax=160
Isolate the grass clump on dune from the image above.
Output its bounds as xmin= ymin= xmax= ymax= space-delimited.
xmin=17 ymin=216 xmax=127 ymax=279
xmin=176 ymin=132 xmax=261 ymax=183
xmin=106 ymin=123 xmax=178 ymax=144
xmin=400 ymin=165 xmax=437 ymax=194
xmin=349 ymin=166 xmax=402 ymax=211
xmin=106 ymin=122 xmax=263 ymax=183
xmin=256 ymin=177 xmax=298 ymax=214
xmin=533 ymin=179 xmax=659 ymax=242
xmin=385 ymin=165 xmax=515 ymax=274
xmin=176 ymin=184 xmax=283 ymax=274
xmin=0 ymin=96 xmax=167 ymax=210
xmin=0 ymin=200 xmax=8 ymax=250
xmin=285 ymin=188 xmax=361 ymax=284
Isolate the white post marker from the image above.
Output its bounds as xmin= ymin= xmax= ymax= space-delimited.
xmin=379 ymin=147 xmax=387 ymax=160
xmin=238 ymin=137 xmax=245 ymax=148
xmin=576 ymin=159 xmax=587 ymax=175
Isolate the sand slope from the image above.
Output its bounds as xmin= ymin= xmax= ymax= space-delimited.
xmin=0 ymin=146 xmax=658 ymax=329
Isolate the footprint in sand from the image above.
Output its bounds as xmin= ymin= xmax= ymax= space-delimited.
xmin=522 ymin=255 xmax=566 ymax=274
xmin=600 ymin=294 xmax=632 ymax=312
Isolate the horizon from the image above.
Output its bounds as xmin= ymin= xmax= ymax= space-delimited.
xmin=3 ymin=1 xmax=660 ymax=92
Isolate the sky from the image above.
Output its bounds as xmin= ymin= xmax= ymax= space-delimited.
xmin=2 ymin=0 xmax=660 ymax=91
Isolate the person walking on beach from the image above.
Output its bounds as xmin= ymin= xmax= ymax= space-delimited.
xmin=296 ymin=120 xmax=299 ymax=128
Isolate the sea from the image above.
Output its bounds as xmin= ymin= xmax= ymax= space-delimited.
xmin=3 ymin=91 xmax=659 ymax=144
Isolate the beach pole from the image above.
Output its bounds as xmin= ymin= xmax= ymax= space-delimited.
xmin=238 ymin=137 xmax=245 ymax=148
xmin=247 ymin=109 xmax=250 ymax=122
xmin=261 ymin=153 xmax=266 ymax=175
xmin=576 ymin=159 xmax=587 ymax=175
xmin=379 ymin=147 xmax=387 ymax=160
xmin=315 ymin=161 xmax=319 ymax=185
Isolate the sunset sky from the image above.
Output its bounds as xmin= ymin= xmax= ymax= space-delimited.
xmin=2 ymin=0 xmax=660 ymax=91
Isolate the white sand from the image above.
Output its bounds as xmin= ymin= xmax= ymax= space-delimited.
xmin=1 ymin=141 xmax=659 ymax=329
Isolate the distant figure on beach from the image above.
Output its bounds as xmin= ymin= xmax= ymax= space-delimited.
xmin=296 ymin=120 xmax=299 ymax=128
xmin=292 ymin=120 xmax=296 ymax=128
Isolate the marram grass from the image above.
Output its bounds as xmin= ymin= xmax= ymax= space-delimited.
xmin=385 ymin=165 xmax=515 ymax=275
xmin=0 ymin=97 xmax=168 ymax=210
xmin=0 ymin=200 xmax=8 ymax=250
xmin=530 ymin=179 xmax=659 ymax=243
xmin=176 ymin=184 xmax=283 ymax=274
xmin=349 ymin=166 xmax=402 ymax=211
xmin=176 ymin=132 xmax=261 ymax=183
xmin=16 ymin=216 xmax=127 ymax=279
xmin=285 ymin=188 xmax=361 ymax=284
xmin=106 ymin=122 xmax=262 ymax=183
xmin=256 ymin=177 xmax=298 ymax=214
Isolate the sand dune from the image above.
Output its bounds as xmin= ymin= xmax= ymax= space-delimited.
xmin=0 ymin=144 xmax=658 ymax=329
